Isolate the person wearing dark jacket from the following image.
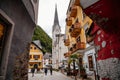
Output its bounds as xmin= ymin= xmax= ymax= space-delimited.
xmin=31 ymin=68 xmax=35 ymax=77
xmin=50 ymin=66 xmax=53 ymax=75
xmin=44 ymin=67 xmax=48 ymax=75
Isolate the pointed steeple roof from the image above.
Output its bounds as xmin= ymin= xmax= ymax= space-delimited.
xmin=54 ymin=4 xmax=59 ymax=25
xmin=52 ymin=4 xmax=61 ymax=32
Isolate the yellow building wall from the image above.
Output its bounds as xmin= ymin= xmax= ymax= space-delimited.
xmin=66 ymin=2 xmax=93 ymax=47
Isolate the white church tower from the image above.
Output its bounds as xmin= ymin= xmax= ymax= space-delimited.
xmin=52 ymin=5 xmax=68 ymax=69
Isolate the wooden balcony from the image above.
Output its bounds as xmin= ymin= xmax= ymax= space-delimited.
xmin=74 ymin=0 xmax=80 ymax=6
xmin=64 ymin=39 xmax=70 ymax=46
xmin=66 ymin=17 xmax=73 ymax=26
xmin=72 ymin=44 xmax=77 ymax=53
xmin=70 ymin=5 xmax=77 ymax=18
xmin=76 ymin=42 xmax=86 ymax=50
xmin=64 ymin=51 xmax=72 ymax=58
xmin=69 ymin=22 xmax=81 ymax=37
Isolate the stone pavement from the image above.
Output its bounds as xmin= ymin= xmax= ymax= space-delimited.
xmin=28 ymin=71 xmax=95 ymax=80
xmin=28 ymin=71 xmax=74 ymax=80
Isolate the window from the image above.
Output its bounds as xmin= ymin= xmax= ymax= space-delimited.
xmin=34 ymin=47 xmax=36 ymax=50
xmin=39 ymin=62 xmax=41 ymax=66
xmin=0 ymin=23 xmax=7 ymax=65
xmin=71 ymin=24 xmax=74 ymax=28
xmin=0 ymin=11 xmax=14 ymax=76
xmin=76 ymin=18 xmax=79 ymax=23
xmin=83 ymin=12 xmax=86 ymax=20
xmin=69 ymin=47 xmax=73 ymax=51
xmin=30 ymin=64 xmax=33 ymax=66
xmin=33 ymin=55 xmax=40 ymax=60
xmin=29 ymin=55 xmax=32 ymax=59
xmin=76 ymin=36 xmax=81 ymax=43
xmin=0 ymin=24 xmax=4 ymax=58
xmin=88 ymin=55 xmax=94 ymax=71
xmin=69 ymin=28 xmax=72 ymax=32
xmin=72 ymin=44 xmax=76 ymax=48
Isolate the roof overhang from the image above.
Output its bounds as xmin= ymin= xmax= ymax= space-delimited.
xmin=80 ymin=0 xmax=99 ymax=9
xmin=29 ymin=60 xmax=42 ymax=62
xmin=73 ymin=45 xmax=95 ymax=55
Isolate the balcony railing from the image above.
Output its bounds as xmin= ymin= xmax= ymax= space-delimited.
xmin=66 ymin=17 xmax=73 ymax=26
xmin=74 ymin=0 xmax=80 ymax=6
xmin=64 ymin=39 xmax=70 ymax=46
xmin=72 ymin=44 xmax=76 ymax=52
xmin=69 ymin=22 xmax=81 ymax=37
xmin=64 ymin=51 xmax=72 ymax=58
xmin=76 ymin=42 xmax=86 ymax=50
xmin=66 ymin=42 xmax=85 ymax=55
xmin=70 ymin=5 xmax=77 ymax=18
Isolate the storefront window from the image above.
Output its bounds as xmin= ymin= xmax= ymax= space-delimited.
xmin=0 ymin=23 xmax=6 ymax=65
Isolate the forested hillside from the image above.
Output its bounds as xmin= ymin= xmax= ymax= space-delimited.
xmin=32 ymin=26 xmax=52 ymax=53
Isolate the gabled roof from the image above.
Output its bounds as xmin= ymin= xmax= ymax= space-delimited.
xmin=31 ymin=40 xmax=44 ymax=53
xmin=33 ymin=40 xmax=42 ymax=49
xmin=67 ymin=0 xmax=99 ymax=14
xmin=80 ymin=0 xmax=99 ymax=9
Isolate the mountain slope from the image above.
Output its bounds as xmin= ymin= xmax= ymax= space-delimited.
xmin=32 ymin=26 xmax=52 ymax=53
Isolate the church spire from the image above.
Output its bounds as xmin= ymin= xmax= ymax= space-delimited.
xmin=54 ymin=4 xmax=59 ymax=25
xmin=52 ymin=4 xmax=60 ymax=32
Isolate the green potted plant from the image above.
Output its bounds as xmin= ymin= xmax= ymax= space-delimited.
xmin=80 ymin=66 xmax=87 ymax=79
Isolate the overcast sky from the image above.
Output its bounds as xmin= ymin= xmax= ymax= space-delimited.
xmin=37 ymin=0 xmax=70 ymax=38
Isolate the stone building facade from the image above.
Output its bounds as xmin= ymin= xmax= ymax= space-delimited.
xmin=0 ymin=0 xmax=39 ymax=80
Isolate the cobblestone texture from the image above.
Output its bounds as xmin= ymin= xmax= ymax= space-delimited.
xmin=28 ymin=71 xmax=74 ymax=80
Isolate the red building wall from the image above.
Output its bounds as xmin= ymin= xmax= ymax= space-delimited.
xmin=83 ymin=0 xmax=120 ymax=80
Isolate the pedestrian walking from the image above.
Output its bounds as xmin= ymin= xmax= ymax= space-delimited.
xmin=31 ymin=68 xmax=35 ymax=77
xmin=50 ymin=66 xmax=53 ymax=75
xmin=44 ymin=67 xmax=48 ymax=75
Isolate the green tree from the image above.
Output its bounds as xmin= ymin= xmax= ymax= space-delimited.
xmin=68 ymin=54 xmax=87 ymax=79
xmin=32 ymin=26 xmax=52 ymax=53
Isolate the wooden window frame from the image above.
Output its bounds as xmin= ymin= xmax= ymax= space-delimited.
xmin=88 ymin=55 xmax=94 ymax=71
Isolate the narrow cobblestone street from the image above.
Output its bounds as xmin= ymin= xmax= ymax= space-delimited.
xmin=28 ymin=71 xmax=74 ymax=80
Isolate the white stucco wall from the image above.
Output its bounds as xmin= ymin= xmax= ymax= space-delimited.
xmin=83 ymin=47 xmax=96 ymax=75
